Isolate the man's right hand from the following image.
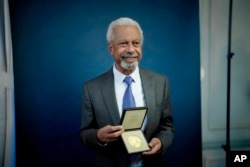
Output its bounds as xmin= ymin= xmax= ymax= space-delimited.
xmin=97 ymin=125 xmax=124 ymax=143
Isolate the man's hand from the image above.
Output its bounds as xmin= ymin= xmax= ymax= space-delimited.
xmin=142 ymin=137 xmax=162 ymax=155
xmin=97 ymin=125 xmax=124 ymax=143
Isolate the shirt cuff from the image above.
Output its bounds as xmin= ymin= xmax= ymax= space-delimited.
xmin=97 ymin=137 xmax=108 ymax=146
xmin=97 ymin=141 xmax=108 ymax=146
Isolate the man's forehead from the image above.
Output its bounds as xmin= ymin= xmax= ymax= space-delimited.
xmin=113 ymin=26 xmax=141 ymax=39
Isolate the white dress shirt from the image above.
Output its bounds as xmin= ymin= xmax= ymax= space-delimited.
xmin=113 ymin=63 xmax=145 ymax=117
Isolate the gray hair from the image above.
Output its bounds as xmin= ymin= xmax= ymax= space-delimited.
xmin=106 ymin=17 xmax=144 ymax=44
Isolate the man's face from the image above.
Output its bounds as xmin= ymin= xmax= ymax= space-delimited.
xmin=108 ymin=25 xmax=142 ymax=74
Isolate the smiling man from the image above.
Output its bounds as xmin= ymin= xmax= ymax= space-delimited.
xmin=108 ymin=24 xmax=142 ymax=74
xmin=80 ymin=17 xmax=175 ymax=167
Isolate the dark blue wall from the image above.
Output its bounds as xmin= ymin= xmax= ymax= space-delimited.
xmin=10 ymin=0 xmax=201 ymax=166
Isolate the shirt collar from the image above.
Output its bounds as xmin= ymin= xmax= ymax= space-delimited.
xmin=113 ymin=63 xmax=140 ymax=83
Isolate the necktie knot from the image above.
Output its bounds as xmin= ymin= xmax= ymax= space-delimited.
xmin=124 ymin=76 xmax=133 ymax=86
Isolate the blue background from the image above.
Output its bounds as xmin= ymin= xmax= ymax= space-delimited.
xmin=10 ymin=0 xmax=201 ymax=166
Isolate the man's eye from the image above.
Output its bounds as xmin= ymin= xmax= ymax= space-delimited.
xmin=133 ymin=42 xmax=140 ymax=46
xmin=119 ymin=42 xmax=127 ymax=46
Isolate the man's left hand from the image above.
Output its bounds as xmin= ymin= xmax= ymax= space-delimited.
xmin=142 ymin=137 xmax=162 ymax=155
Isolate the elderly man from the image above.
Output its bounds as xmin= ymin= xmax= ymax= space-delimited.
xmin=80 ymin=17 xmax=174 ymax=167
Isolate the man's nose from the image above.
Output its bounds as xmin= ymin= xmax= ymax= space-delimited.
xmin=126 ymin=43 xmax=135 ymax=53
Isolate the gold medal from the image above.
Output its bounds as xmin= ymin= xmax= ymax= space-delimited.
xmin=128 ymin=135 xmax=141 ymax=148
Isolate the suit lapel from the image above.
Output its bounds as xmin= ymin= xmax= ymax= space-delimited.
xmin=140 ymin=68 xmax=155 ymax=137
xmin=101 ymin=69 xmax=121 ymax=125
xmin=99 ymin=68 xmax=156 ymax=127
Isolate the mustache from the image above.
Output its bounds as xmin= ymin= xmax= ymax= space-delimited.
xmin=121 ymin=52 xmax=138 ymax=58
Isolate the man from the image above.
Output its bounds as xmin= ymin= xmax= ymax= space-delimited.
xmin=80 ymin=17 xmax=174 ymax=167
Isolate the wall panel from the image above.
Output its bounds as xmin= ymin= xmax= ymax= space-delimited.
xmin=200 ymin=0 xmax=250 ymax=166
xmin=10 ymin=0 xmax=201 ymax=167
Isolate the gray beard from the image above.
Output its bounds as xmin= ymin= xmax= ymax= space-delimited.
xmin=120 ymin=60 xmax=138 ymax=71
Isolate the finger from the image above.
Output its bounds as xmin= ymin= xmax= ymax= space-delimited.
xmin=142 ymin=148 xmax=154 ymax=155
xmin=110 ymin=125 xmax=124 ymax=132
xmin=97 ymin=125 xmax=118 ymax=142
xmin=148 ymin=142 xmax=154 ymax=148
xmin=107 ymin=129 xmax=124 ymax=139
xmin=143 ymin=141 xmax=161 ymax=155
xmin=100 ymin=126 xmax=124 ymax=142
xmin=102 ymin=125 xmax=123 ymax=133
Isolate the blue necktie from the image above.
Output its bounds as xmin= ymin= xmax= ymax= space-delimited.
xmin=122 ymin=76 xmax=138 ymax=163
xmin=123 ymin=76 xmax=135 ymax=110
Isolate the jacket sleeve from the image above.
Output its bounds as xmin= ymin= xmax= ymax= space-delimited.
xmin=145 ymin=76 xmax=174 ymax=155
xmin=80 ymin=81 xmax=127 ymax=158
xmin=80 ymin=83 xmax=100 ymax=150
xmin=156 ymin=77 xmax=175 ymax=154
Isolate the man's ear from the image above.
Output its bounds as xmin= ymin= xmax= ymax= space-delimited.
xmin=108 ymin=44 xmax=113 ymax=55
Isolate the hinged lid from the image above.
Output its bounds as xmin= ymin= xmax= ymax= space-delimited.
xmin=120 ymin=107 xmax=147 ymax=130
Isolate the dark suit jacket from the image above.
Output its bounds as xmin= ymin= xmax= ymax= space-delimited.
xmin=80 ymin=67 xmax=174 ymax=167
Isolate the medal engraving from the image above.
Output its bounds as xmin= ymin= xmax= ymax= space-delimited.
xmin=128 ymin=135 xmax=141 ymax=148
